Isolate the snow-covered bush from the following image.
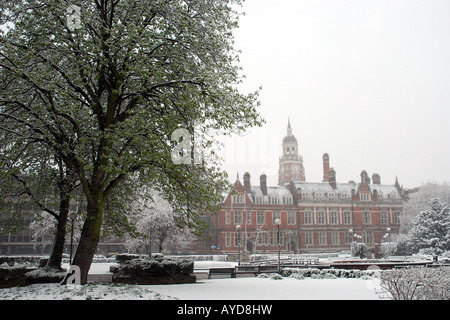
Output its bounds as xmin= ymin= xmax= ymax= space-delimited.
xmin=380 ymin=267 xmax=450 ymax=300
xmin=113 ymin=256 xmax=194 ymax=278
xmin=0 ymin=264 xmax=27 ymax=288
xmin=352 ymin=242 xmax=367 ymax=258
xmin=25 ymin=267 xmax=66 ymax=284
xmin=257 ymin=273 xmax=268 ymax=278
xmin=282 ymin=267 xmax=376 ymax=279
xmin=381 ymin=242 xmax=397 ymax=257
xmin=269 ymin=273 xmax=283 ymax=280
xmin=289 ymin=272 xmax=305 ymax=280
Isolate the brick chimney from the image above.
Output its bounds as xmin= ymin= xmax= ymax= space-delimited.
xmin=372 ymin=173 xmax=381 ymax=185
xmin=260 ymin=173 xmax=267 ymax=196
xmin=361 ymin=170 xmax=370 ymax=185
xmin=243 ymin=172 xmax=251 ymax=193
xmin=322 ymin=153 xmax=330 ymax=182
xmin=328 ymin=167 xmax=337 ymax=189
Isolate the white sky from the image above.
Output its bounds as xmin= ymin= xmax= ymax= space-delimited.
xmin=221 ymin=0 xmax=450 ymax=189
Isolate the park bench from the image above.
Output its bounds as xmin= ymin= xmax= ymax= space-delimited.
xmin=208 ymin=267 xmax=236 ymax=279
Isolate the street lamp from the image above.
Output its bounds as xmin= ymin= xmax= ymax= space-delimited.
xmin=274 ymin=219 xmax=281 ymax=273
xmin=349 ymin=229 xmax=353 ymax=257
xmin=68 ymin=211 xmax=77 ymax=265
xmin=236 ymin=224 xmax=241 ymax=266
xmin=386 ymin=227 xmax=391 ymax=243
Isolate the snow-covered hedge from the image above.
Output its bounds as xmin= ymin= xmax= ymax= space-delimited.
xmin=282 ymin=267 xmax=380 ymax=279
xmin=169 ymin=255 xmax=228 ymax=262
xmin=113 ymin=254 xmax=194 ymax=277
xmin=0 ymin=263 xmax=27 ymax=288
xmin=25 ymin=267 xmax=66 ymax=284
xmin=0 ymin=256 xmax=47 ymax=267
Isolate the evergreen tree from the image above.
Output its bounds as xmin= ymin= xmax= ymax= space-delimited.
xmin=410 ymin=198 xmax=450 ymax=256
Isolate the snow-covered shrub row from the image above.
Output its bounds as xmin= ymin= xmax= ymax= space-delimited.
xmin=282 ymin=268 xmax=380 ymax=279
xmin=0 ymin=256 xmax=47 ymax=267
xmin=0 ymin=264 xmax=28 ymax=288
xmin=257 ymin=273 xmax=283 ymax=280
xmin=25 ymin=267 xmax=66 ymax=284
xmin=168 ymin=255 xmax=228 ymax=262
xmin=113 ymin=255 xmax=194 ymax=277
xmin=380 ymin=267 xmax=450 ymax=300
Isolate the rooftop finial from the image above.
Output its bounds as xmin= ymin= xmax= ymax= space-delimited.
xmin=287 ymin=117 xmax=292 ymax=135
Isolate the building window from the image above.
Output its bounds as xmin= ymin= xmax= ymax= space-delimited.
xmin=287 ymin=211 xmax=296 ymax=225
xmin=345 ymin=231 xmax=353 ymax=244
xmin=363 ymin=231 xmax=374 ymax=244
xmin=232 ymin=195 xmax=244 ymax=203
xmin=283 ymin=196 xmax=292 ymax=205
xmin=234 ymin=232 xmax=241 ymax=247
xmin=255 ymin=196 xmax=263 ymax=204
xmin=225 ymin=233 xmax=231 ymax=247
xmin=272 ymin=211 xmax=281 ymax=224
xmin=330 ymin=211 xmax=338 ymax=224
xmin=255 ymin=232 xmax=263 ymax=245
xmin=318 ymin=211 xmax=326 ymax=225
xmin=225 ymin=211 xmax=231 ymax=225
xmin=319 ymin=232 xmax=327 ymax=245
xmin=363 ymin=211 xmax=371 ymax=224
xmin=305 ymin=232 xmax=313 ymax=245
xmin=270 ymin=196 xmax=279 ymax=205
xmin=332 ymin=232 xmax=340 ymax=245
xmin=360 ymin=193 xmax=370 ymax=201
xmin=394 ymin=212 xmax=401 ymax=224
xmin=246 ymin=211 xmax=252 ymax=224
xmin=234 ymin=210 xmax=243 ymax=225
xmin=343 ymin=211 xmax=351 ymax=224
xmin=304 ymin=211 xmax=312 ymax=225
xmin=380 ymin=212 xmax=388 ymax=224
xmin=270 ymin=232 xmax=276 ymax=246
xmin=256 ymin=211 xmax=265 ymax=225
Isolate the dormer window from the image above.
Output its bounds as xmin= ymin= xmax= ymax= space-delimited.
xmin=360 ymin=193 xmax=370 ymax=201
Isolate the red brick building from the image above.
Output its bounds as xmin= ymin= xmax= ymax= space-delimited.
xmin=213 ymin=121 xmax=405 ymax=258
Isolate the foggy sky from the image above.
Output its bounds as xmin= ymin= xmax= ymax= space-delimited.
xmin=222 ymin=0 xmax=450 ymax=189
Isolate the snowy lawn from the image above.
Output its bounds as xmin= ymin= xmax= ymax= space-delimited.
xmin=0 ymin=261 xmax=386 ymax=300
xmin=148 ymin=277 xmax=383 ymax=300
xmin=0 ymin=275 xmax=384 ymax=300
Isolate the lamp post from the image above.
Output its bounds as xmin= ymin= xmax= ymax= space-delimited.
xmin=236 ymin=224 xmax=241 ymax=266
xmin=386 ymin=227 xmax=391 ymax=243
xmin=349 ymin=228 xmax=353 ymax=257
xmin=68 ymin=211 xmax=77 ymax=265
xmin=275 ymin=218 xmax=281 ymax=273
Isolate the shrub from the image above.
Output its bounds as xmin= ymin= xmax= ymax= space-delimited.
xmin=289 ymin=273 xmax=305 ymax=280
xmin=113 ymin=256 xmax=193 ymax=277
xmin=269 ymin=273 xmax=283 ymax=280
xmin=25 ymin=267 xmax=66 ymax=284
xmin=0 ymin=264 xmax=27 ymax=288
xmin=380 ymin=267 xmax=450 ymax=300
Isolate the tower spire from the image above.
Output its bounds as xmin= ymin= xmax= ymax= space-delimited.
xmin=287 ymin=117 xmax=292 ymax=135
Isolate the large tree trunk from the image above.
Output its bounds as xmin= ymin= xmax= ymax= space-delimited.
xmin=46 ymin=197 xmax=70 ymax=270
xmin=71 ymin=193 xmax=104 ymax=284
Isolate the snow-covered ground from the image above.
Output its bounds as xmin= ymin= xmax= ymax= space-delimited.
xmin=0 ymin=276 xmax=383 ymax=300
xmin=0 ymin=261 xmax=385 ymax=300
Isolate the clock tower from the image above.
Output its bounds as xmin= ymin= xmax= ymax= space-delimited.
xmin=278 ymin=118 xmax=306 ymax=185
